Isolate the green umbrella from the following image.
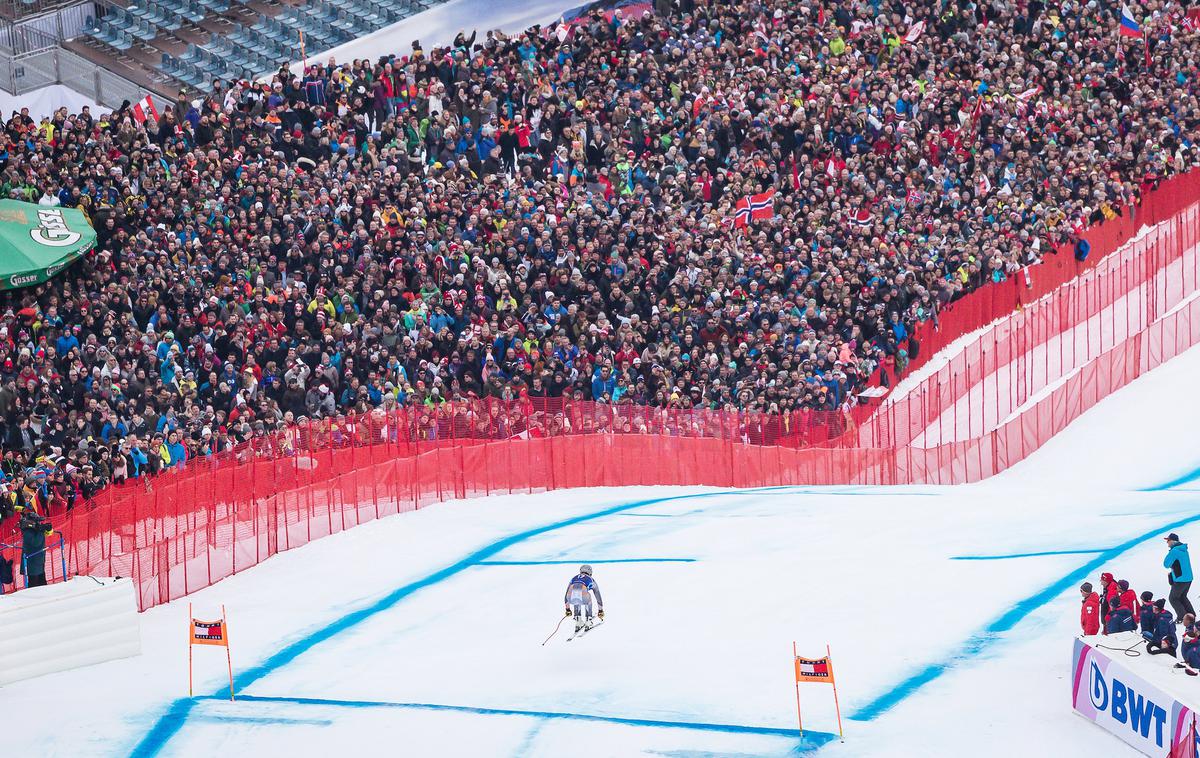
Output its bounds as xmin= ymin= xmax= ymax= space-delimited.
xmin=0 ymin=199 xmax=96 ymax=290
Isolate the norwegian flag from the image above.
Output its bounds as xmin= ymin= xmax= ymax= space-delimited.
xmin=906 ymin=188 xmax=925 ymax=206
xmin=849 ymin=207 xmax=873 ymax=227
xmin=731 ymin=189 xmax=775 ymax=229
xmin=132 ymin=94 xmax=159 ymax=125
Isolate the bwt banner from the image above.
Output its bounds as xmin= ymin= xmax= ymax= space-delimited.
xmin=1071 ymin=638 xmax=1199 ymax=755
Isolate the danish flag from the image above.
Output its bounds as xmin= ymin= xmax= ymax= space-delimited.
xmin=132 ymin=94 xmax=159 ymax=125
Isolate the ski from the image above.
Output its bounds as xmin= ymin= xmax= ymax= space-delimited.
xmin=566 ymin=619 xmax=603 ymax=641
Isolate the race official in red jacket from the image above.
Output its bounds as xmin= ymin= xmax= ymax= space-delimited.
xmin=1081 ymin=582 xmax=1102 ymax=636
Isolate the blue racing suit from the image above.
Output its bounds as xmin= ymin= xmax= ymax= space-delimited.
xmin=564 ymin=573 xmax=603 ymax=619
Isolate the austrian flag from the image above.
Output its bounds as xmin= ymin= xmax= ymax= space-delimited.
xmin=795 ymin=655 xmax=835 ymax=683
xmin=731 ymin=188 xmax=776 ymax=229
xmin=132 ymin=94 xmax=159 ymax=125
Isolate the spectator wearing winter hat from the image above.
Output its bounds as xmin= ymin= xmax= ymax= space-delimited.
xmin=1164 ymin=533 xmax=1195 ymax=621
xmin=1104 ymin=597 xmax=1136 ymax=634
xmin=1145 ymin=599 xmax=1179 ymax=657
xmin=1180 ymin=622 xmax=1200 ymax=672
xmin=1100 ymin=572 xmax=1121 ymax=633
xmin=1140 ymin=591 xmax=1158 ymax=637
xmin=1080 ymin=582 xmax=1101 ymax=636
xmin=1117 ymin=579 xmax=1139 ymax=624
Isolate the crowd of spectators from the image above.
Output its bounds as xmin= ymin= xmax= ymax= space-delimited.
xmin=0 ymin=0 xmax=1196 ymax=519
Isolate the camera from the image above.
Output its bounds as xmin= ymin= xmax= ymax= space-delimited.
xmin=19 ymin=510 xmax=47 ymax=530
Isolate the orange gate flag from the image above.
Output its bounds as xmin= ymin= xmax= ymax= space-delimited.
xmin=792 ymin=643 xmax=844 ymax=742
xmin=192 ymin=618 xmax=228 ymax=646
xmin=189 ymin=603 xmax=235 ymax=700
xmin=794 ymin=655 xmax=835 ymax=684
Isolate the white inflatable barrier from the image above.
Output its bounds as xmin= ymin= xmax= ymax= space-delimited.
xmin=1072 ymin=635 xmax=1200 ymax=755
xmin=0 ymin=577 xmax=140 ymax=686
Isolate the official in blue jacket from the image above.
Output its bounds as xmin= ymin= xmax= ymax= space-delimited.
xmin=1104 ymin=598 xmax=1137 ymax=634
xmin=1145 ymin=599 xmax=1178 ymax=656
xmin=1183 ymin=625 xmax=1200 ymax=670
xmin=1139 ymin=591 xmax=1157 ymax=636
xmin=1164 ymin=533 xmax=1196 ymax=621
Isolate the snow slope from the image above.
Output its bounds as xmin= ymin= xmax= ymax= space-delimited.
xmin=7 ymin=347 xmax=1200 ymax=756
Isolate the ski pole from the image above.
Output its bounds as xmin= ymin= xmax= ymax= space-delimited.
xmin=542 ymin=614 xmax=568 ymax=646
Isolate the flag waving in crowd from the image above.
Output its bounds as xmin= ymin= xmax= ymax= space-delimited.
xmin=131 ymin=95 xmax=158 ymax=125
xmin=731 ymin=189 xmax=776 ymax=229
xmin=1120 ymin=4 xmax=1143 ymax=36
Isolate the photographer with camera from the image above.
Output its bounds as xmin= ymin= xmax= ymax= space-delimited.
xmin=17 ymin=509 xmax=55 ymax=588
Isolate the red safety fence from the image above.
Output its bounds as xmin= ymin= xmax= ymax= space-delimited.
xmin=872 ymin=170 xmax=1200 ymax=392
xmin=4 ymin=172 xmax=1200 ymax=609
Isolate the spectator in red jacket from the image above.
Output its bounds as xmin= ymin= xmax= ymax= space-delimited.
xmin=1118 ymin=580 xmax=1140 ymax=623
xmin=1100 ymin=572 xmax=1121 ymax=633
xmin=1081 ymin=582 xmax=1101 ymax=636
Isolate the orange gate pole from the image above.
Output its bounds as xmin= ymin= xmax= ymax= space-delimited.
xmin=187 ymin=602 xmax=193 ymax=697
xmin=828 ymin=644 xmax=844 ymax=742
xmin=224 ymin=604 xmax=235 ymax=701
xmin=793 ymin=641 xmax=803 ymax=736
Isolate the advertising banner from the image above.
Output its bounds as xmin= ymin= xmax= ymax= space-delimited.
xmin=1072 ymin=638 xmax=1200 ymax=755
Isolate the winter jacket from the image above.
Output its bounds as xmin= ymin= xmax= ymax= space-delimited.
xmin=19 ymin=520 xmax=51 ymax=577
xmin=1101 ymin=577 xmax=1121 ymax=628
xmin=1119 ymin=589 xmax=1139 ymax=622
xmin=1105 ymin=607 xmax=1137 ymax=634
xmin=1140 ymin=602 xmax=1157 ymax=635
xmin=1184 ymin=632 xmax=1200 ymax=669
xmin=1144 ymin=608 xmax=1178 ymax=648
xmin=1165 ymin=543 xmax=1194 ymax=584
xmin=1081 ymin=592 xmax=1101 ymax=635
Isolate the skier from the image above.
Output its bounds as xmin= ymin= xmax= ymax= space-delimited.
xmin=564 ymin=564 xmax=604 ymax=634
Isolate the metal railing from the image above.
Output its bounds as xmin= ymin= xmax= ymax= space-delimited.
xmin=0 ymin=1 xmax=93 ymax=49
xmin=0 ymin=43 xmax=169 ymax=110
xmin=1 ymin=0 xmax=87 ymax=22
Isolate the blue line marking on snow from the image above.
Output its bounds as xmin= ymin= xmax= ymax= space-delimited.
xmin=191 ymin=714 xmax=334 ymax=727
xmin=193 ymin=694 xmax=833 ymax=747
xmin=1143 ymin=465 xmax=1200 ymax=491
xmin=479 ymin=558 xmax=696 ymax=566
xmin=129 ymin=487 xmax=796 ymax=758
xmin=950 ymin=549 xmax=1107 ymax=560
xmin=851 ymin=502 xmax=1200 ymax=722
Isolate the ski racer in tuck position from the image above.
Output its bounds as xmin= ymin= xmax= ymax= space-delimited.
xmin=564 ymin=564 xmax=604 ymax=633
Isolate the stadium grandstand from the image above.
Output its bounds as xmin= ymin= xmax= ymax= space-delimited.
xmin=0 ymin=0 xmax=1195 ymax=529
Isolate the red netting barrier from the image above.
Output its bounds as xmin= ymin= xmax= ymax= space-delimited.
xmin=4 ymin=174 xmax=1200 ymax=608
